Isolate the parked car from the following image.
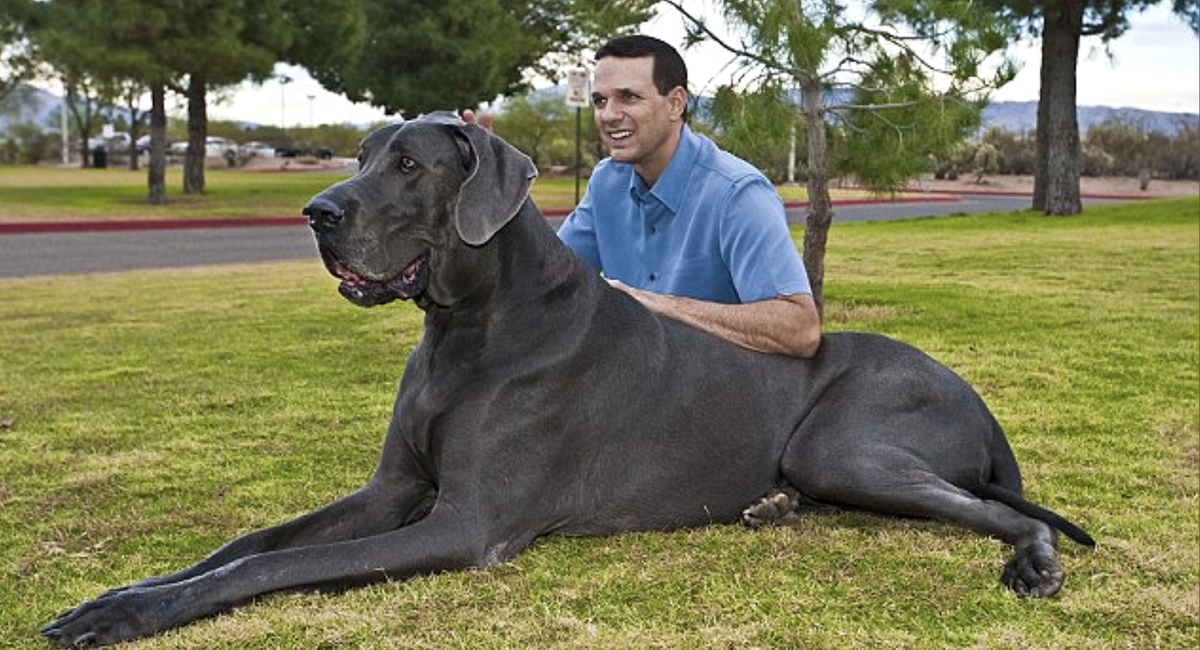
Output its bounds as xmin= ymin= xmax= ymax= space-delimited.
xmin=205 ymin=137 xmax=239 ymax=160
xmin=238 ymin=141 xmax=276 ymax=159
xmin=275 ymin=146 xmax=334 ymax=160
xmin=168 ymin=136 xmax=240 ymax=160
xmin=86 ymin=132 xmax=131 ymax=151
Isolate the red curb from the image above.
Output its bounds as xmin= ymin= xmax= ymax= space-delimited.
xmin=0 ymin=216 xmax=308 ymax=235
xmin=0 ymin=197 xmax=960 ymax=234
xmin=0 ymin=190 xmax=1150 ymax=236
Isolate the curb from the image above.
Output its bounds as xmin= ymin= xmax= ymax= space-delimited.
xmin=0 ymin=216 xmax=308 ymax=235
xmin=0 ymin=191 xmax=1154 ymax=236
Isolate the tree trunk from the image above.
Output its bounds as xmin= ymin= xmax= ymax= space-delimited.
xmin=1033 ymin=0 xmax=1083 ymax=215
xmin=127 ymin=100 xmax=142 ymax=172
xmin=183 ymin=75 xmax=207 ymax=195
xmin=148 ymin=83 xmax=167 ymax=205
xmin=799 ymin=81 xmax=832 ymax=316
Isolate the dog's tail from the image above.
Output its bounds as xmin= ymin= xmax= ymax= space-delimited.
xmin=974 ymin=482 xmax=1096 ymax=547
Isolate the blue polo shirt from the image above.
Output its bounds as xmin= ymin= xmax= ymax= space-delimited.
xmin=557 ymin=125 xmax=811 ymax=304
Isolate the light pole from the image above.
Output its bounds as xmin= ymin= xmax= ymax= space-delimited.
xmin=307 ymin=94 xmax=315 ymax=127
xmin=278 ymin=74 xmax=292 ymax=128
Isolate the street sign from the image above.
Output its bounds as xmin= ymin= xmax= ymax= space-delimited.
xmin=565 ymin=68 xmax=590 ymax=108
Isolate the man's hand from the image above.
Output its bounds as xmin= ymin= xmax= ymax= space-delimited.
xmin=460 ymin=109 xmax=493 ymax=131
xmin=607 ymin=279 xmax=821 ymax=358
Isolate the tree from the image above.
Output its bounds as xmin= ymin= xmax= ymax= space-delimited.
xmin=31 ymin=0 xmax=175 ymax=198
xmin=29 ymin=1 xmax=125 ymax=169
xmin=664 ymin=0 xmax=1014 ymax=312
xmin=163 ymin=1 xmax=295 ymax=194
xmin=491 ymin=92 xmax=574 ymax=168
xmin=981 ymin=0 xmax=1199 ymax=215
xmin=34 ymin=0 xmax=366 ymax=196
xmin=0 ymin=0 xmax=36 ymax=105
xmin=705 ymin=83 xmax=797 ymax=182
xmin=316 ymin=0 xmax=655 ymax=116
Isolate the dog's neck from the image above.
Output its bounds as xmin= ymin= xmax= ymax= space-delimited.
xmin=422 ymin=200 xmax=597 ymax=320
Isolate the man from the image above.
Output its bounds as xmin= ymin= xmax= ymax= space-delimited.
xmin=556 ymin=34 xmax=821 ymax=358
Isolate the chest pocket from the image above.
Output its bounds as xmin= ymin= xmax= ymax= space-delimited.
xmin=663 ymin=252 xmax=736 ymax=303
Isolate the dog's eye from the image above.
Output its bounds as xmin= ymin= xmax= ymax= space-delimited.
xmin=398 ymin=156 xmax=416 ymax=173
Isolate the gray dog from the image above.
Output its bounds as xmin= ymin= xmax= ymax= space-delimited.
xmin=43 ymin=113 xmax=1094 ymax=647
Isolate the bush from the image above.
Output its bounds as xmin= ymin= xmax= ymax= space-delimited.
xmin=1 ymin=123 xmax=57 ymax=165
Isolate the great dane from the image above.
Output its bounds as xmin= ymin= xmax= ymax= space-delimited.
xmin=43 ymin=113 xmax=1094 ymax=647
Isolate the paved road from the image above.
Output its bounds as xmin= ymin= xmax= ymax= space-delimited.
xmin=0 ymin=193 xmax=1126 ymax=279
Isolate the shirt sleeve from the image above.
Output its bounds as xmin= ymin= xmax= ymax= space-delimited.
xmin=719 ymin=176 xmax=812 ymax=303
xmin=556 ymin=179 xmax=603 ymax=273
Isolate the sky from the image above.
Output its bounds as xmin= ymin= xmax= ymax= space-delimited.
xmin=208 ymin=2 xmax=1200 ymax=128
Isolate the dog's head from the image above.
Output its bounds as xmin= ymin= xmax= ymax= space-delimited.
xmin=303 ymin=112 xmax=538 ymax=308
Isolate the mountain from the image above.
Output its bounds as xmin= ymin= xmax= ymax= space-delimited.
xmin=0 ymin=84 xmax=64 ymax=130
xmin=3 ymin=84 xmax=1198 ymax=136
xmin=982 ymin=101 xmax=1199 ymax=135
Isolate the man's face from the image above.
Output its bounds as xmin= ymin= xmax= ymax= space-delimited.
xmin=591 ymin=55 xmax=685 ymax=185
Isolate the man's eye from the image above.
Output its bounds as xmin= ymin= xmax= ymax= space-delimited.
xmin=399 ymin=156 xmax=416 ymax=173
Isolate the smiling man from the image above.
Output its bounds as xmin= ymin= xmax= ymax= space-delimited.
xmin=557 ymin=35 xmax=821 ymax=358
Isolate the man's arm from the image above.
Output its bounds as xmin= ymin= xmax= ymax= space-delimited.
xmin=609 ymin=279 xmax=821 ymax=358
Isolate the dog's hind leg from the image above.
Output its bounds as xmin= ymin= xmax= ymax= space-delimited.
xmin=784 ymin=456 xmax=1068 ymax=597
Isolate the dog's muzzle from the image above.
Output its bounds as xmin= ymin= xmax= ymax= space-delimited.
xmin=318 ymin=247 xmax=430 ymax=308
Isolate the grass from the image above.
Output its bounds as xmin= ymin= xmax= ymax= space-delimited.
xmin=0 ymin=165 xmax=866 ymax=222
xmin=0 ymin=197 xmax=1197 ymax=648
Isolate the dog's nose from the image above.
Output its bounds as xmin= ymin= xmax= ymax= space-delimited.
xmin=303 ymin=196 xmax=345 ymax=233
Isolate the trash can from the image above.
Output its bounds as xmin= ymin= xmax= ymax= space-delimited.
xmin=92 ymin=147 xmax=108 ymax=169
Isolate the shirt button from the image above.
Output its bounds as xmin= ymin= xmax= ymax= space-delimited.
xmin=649 ymin=226 xmax=656 ymax=235
xmin=648 ymin=273 xmax=657 ymax=282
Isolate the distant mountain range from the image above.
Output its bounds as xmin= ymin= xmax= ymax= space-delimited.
xmin=982 ymin=101 xmax=1199 ymax=134
xmin=2 ymin=83 xmax=1197 ymax=136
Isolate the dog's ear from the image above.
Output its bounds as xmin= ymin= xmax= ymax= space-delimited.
xmin=452 ymin=123 xmax=538 ymax=246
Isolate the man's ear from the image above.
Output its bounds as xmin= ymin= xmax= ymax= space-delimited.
xmin=452 ymin=123 xmax=538 ymax=246
xmin=667 ymin=86 xmax=688 ymax=122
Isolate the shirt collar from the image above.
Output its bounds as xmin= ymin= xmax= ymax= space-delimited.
xmin=626 ymin=124 xmax=697 ymax=214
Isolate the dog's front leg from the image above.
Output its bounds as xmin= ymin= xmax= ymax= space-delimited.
xmin=97 ymin=471 xmax=433 ymax=598
xmin=41 ymin=506 xmax=493 ymax=648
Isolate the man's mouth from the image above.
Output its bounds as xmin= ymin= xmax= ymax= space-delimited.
xmin=319 ymin=248 xmax=429 ymax=308
xmin=607 ymin=129 xmax=633 ymax=142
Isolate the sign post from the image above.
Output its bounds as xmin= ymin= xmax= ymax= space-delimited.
xmin=564 ymin=68 xmax=590 ymax=206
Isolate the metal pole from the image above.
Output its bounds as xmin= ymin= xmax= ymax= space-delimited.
xmin=574 ymin=106 xmax=582 ymax=205
xmin=61 ymin=101 xmax=69 ymax=166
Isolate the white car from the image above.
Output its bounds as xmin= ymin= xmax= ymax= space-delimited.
xmin=168 ymin=137 xmax=239 ymax=159
xmin=86 ymin=132 xmax=131 ymax=151
xmin=238 ymin=141 xmax=277 ymax=158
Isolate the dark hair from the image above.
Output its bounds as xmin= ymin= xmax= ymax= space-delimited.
xmin=595 ymin=35 xmax=689 ymax=120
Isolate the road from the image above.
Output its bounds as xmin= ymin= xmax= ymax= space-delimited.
xmin=0 ymin=193 xmax=1125 ymax=279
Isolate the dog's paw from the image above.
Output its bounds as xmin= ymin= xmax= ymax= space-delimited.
xmin=1001 ymin=540 xmax=1065 ymax=598
xmin=42 ymin=585 xmax=179 ymax=648
xmin=742 ymin=491 xmax=801 ymax=529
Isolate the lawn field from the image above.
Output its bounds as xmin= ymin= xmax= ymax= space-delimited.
xmin=0 ymin=165 xmax=851 ymax=222
xmin=1 ymin=197 xmax=1196 ymax=648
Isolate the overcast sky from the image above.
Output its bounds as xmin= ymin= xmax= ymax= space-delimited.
xmin=209 ymin=2 xmax=1200 ymax=127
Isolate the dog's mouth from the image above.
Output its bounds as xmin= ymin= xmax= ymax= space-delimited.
xmin=320 ymin=248 xmax=429 ymax=308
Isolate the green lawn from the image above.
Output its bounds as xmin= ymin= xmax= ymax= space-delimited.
xmin=0 ymin=165 xmax=845 ymax=221
xmin=1 ymin=197 xmax=1197 ymax=648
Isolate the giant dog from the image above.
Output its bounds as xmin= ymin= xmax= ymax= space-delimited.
xmin=43 ymin=113 xmax=1094 ymax=647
